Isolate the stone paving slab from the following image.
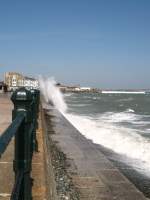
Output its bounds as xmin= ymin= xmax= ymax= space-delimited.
xmin=0 ymin=94 xmax=13 ymax=199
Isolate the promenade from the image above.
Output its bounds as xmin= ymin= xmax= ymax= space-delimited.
xmin=0 ymin=94 xmax=13 ymax=199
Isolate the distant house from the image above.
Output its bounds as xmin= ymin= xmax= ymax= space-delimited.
xmin=56 ymin=84 xmax=68 ymax=92
xmin=5 ymin=72 xmax=24 ymax=91
xmin=4 ymin=72 xmax=39 ymax=91
xmin=74 ymin=87 xmax=91 ymax=92
xmin=80 ymin=87 xmax=91 ymax=91
xmin=56 ymin=83 xmax=93 ymax=92
xmin=56 ymin=83 xmax=80 ymax=92
xmin=24 ymin=76 xmax=39 ymax=90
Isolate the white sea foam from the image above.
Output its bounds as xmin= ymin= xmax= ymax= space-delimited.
xmin=126 ymin=108 xmax=135 ymax=113
xmin=99 ymin=111 xmax=139 ymax=123
xmin=71 ymin=103 xmax=90 ymax=107
xmin=117 ymin=97 xmax=134 ymax=102
xmin=98 ymin=111 xmax=150 ymax=128
xmin=102 ymin=91 xmax=145 ymax=94
xmin=92 ymin=97 xmax=101 ymax=100
xmin=64 ymin=93 xmax=73 ymax=97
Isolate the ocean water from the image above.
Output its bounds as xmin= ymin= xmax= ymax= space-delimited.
xmin=39 ymin=77 xmax=150 ymax=197
xmin=64 ymin=92 xmax=150 ymax=177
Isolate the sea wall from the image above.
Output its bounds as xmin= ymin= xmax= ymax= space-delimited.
xmin=40 ymin=105 xmax=58 ymax=200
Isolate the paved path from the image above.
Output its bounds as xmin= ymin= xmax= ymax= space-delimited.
xmin=45 ymin=106 xmax=148 ymax=200
xmin=0 ymin=94 xmax=13 ymax=200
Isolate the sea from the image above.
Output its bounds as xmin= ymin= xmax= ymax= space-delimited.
xmin=39 ymin=77 xmax=150 ymax=198
xmin=63 ymin=92 xmax=150 ymax=197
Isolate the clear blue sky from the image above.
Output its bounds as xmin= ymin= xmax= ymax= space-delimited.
xmin=0 ymin=0 xmax=150 ymax=89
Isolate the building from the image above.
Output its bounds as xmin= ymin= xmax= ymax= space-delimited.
xmin=74 ymin=87 xmax=91 ymax=92
xmin=4 ymin=72 xmax=39 ymax=91
xmin=56 ymin=83 xmax=81 ymax=92
xmin=5 ymin=72 xmax=24 ymax=91
xmin=56 ymin=83 xmax=93 ymax=93
xmin=24 ymin=76 xmax=39 ymax=90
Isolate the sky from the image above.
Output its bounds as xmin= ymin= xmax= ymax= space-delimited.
xmin=0 ymin=0 xmax=150 ymax=89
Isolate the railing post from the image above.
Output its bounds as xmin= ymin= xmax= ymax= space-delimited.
xmin=11 ymin=87 xmax=33 ymax=200
xmin=30 ymin=89 xmax=38 ymax=152
xmin=36 ymin=89 xmax=40 ymax=114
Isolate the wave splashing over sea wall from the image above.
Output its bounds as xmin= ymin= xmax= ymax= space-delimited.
xmin=39 ymin=76 xmax=67 ymax=113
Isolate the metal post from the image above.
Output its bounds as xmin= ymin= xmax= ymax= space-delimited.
xmin=30 ymin=89 xmax=37 ymax=152
xmin=35 ymin=89 xmax=40 ymax=124
xmin=11 ymin=87 xmax=33 ymax=200
xmin=31 ymin=89 xmax=40 ymax=152
xmin=35 ymin=89 xmax=40 ymax=115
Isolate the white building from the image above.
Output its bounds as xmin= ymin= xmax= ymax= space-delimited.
xmin=4 ymin=72 xmax=39 ymax=91
xmin=24 ymin=77 xmax=39 ymax=90
xmin=76 ymin=87 xmax=91 ymax=92
xmin=5 ymin=72 xmax=24 ymax=91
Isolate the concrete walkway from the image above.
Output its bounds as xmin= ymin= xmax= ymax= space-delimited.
xmin=0 ymin=94 xmax=13 ymax=200
xmin=44 ymin=106 xmax=148 ymax=200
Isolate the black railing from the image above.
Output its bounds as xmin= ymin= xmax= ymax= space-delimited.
xmin=0 ymin=87 xmax=40 ymax=200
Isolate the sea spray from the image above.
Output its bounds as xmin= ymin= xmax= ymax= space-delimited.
xmin=39 ymin=76 xmax=67 ymax=113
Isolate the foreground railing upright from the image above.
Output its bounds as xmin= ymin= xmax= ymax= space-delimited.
xmin=0 ymin=87 xmax=40 ymax=200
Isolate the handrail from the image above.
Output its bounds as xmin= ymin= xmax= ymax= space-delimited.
xmin=0 ymin=87 xmax=40 ymax=200
xmin=0 ymin=113 xmax=25 ymax=157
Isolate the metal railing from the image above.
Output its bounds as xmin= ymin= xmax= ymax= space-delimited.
xmin=0 ymin=87 xmax=40 ymax=200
